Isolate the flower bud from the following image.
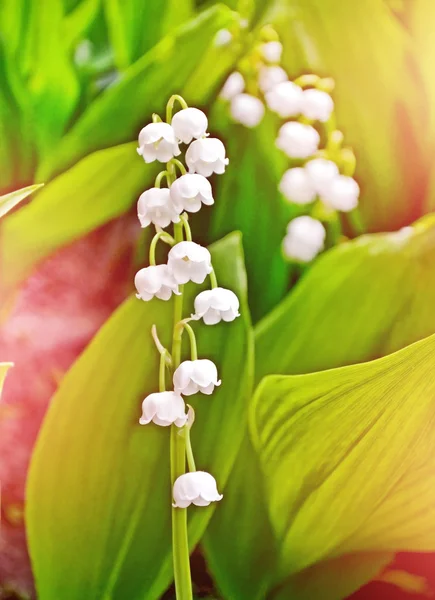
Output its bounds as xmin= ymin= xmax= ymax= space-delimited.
xmin=258 ymin=65 xmax=288 ymax=93
xmin=137 ymin=123 xmax=180 ymax=163
xmin=167 ymin=241 xmax=212 ymax=284
xmin=261 ymin=41 xmax=283 ymax=63
xmin=279 ymin=168 xmax=316 ymax=205
xmin=170 ymin=174 xmax=214 ymax=213
xmin=265 ymin=81 xmax=303 ymax=118
xmin=137 ymin=188 xmax=181 ymax=229
xmin=321 ymin=175 xmax=360 ymax=212
xmin=171 ymin=108 xmax=208 ymax=144
xmin=173 ymin=359 xmax=221 ymax=396
xmin=230 ymin=94 xmax=265 ymax=128
xmin=192 ymin=287 xmax=240 ymax=325
xmin=185 ymin=138 xmax=229 ymax=177
xmin=139 ymin=392 xmax=187 ymax=427
xmin=283 ymin=216 xmax=326 ymax=263
xmin=134 ymin=265 xmax=180 ymax=301
xmin=301 ymin=89 xmax=334 ymax=122
xmin=172 ymin=471 xmax=223 ymax=508
xmin=220 ymin=72 xmax=245 ymax=100
xmin=305 ymin=158 xmax=339 ymax=195
xmin=276 ymin=122 xmax=320 ymax=159
xmin=214 ymin=28 xmax=232 ymax=47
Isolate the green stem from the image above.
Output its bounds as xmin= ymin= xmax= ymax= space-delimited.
xmin=159 ymin=351 xmax=167 ymax=392
xmin=170 ymin=158 xmax=187 ymax=176
xmin=183 ymin=323 xmax=198 ymax=361
xmin=152 ymin=113 xmax=162 ymax=123
xmin=180 ymin=214 xmax=192 ymax=242
xmin=149 ymin=231 xmax=174 ymax=265
xmin=209 ymin=269 xmax=218 ymax=289
xmin=155 ymin=171 xmax=169 ymax=188
xmin=185 ymin=424 xmax=196 ymax=473
xmin=166 ymin=95 xmax=189 ymax=123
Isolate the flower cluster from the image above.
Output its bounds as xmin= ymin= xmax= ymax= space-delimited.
xmin=135 ymin=95 xmax=239 ymax=509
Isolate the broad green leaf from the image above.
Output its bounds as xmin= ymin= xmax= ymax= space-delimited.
xmin=251 ymin=332 xmax=435 ymax=582
xmin=62 ymin=0 xmax=101 ymax=49
xmin=40 ymin=5 xmax=239 ymax=179
xmin=0 ymin=143 xmax=152 ymax=290
xmin=0 ymin=183 xmax=43 ymax=219
xmin=26 ymin=233 xmax=253 ymax=600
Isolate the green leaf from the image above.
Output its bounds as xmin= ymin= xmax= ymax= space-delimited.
xmin=26 ymin=232 xmax=253 ymax=600
xmin=62 ymin=0 xmax=101 ymax=50
xmin=0 ymin=184 xmax=43 ymax=219
xmin=251 ymin=332 xmax=435 ymax=584
xmin=0 ymin=143 xmax=152 ymax=290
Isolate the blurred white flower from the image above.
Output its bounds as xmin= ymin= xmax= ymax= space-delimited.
xmin=279 ymin=168 xmax=316 ymax=205
xmin=283 ymin=216 xmax=326 ymax=262
xmin=139 ymin=392 xmax=187 ymax=427
xmin=321 ymin=175 xmax=360 ymax=212
xmin=265 ymin=81 xmax=303 ymax=118
xmin=137 ymin=123 xmax=180 ymax=163
xmin=301 ymin=89 xmax=334 ymax=122
xmin=186 ymin=138 xmax=229 ymax=177
xmin=261 ymin=41 xmax=283 ymax=63
xmin=305 ymin=158 xmax=339 ymax=195
xmin=214 ymin=29 xmax=232 ymax=47
xmin=192 ymin=287 xmax=240 ymax=325
xmin=168 ymin=241 xmax=212 ymax=284
xmin=137 ymin=188 xmax=181 ymax=228
xmin=135 ymin=265 xmax=180 ymax=301
xmin=220 ymin=72 xmax=245 ymax=100
xmin=276 ymin=122 xmax=320 ymax=159
xmin=171 ymin=108 xmax=208 ymax=144
xmin=258 ymin=65 xmax=288 ymax=93
xmin=230 ymin=94 xmax=265 ymax=128
xmin=172 ymin=471 xmax=223 ymax=508
xmin=173 ymin=359 xmax=221 ymax=396
xmin=170 ymin=174 xmax=214 ymax=213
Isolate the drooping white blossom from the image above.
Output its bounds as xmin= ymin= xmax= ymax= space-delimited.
xmin=283 ymin=216 xmax=326 ymax=263
xmin=220 ymin=72 xmax=245 ymax=100
xmin=214 ymin=29 xmax=232 ymax=47
xmin=192 ymin=287 xmax=240 ymax=325
xmin=258 ymin=65 xmax=288 ymax=93
xmin=170 ymin=174 xmax=214 ymax=213
xmin=172 ymin=471 xmax=223 ymax=508
xmin=167 ymin=241 xmax=212 ymax=284
xmin=186 ymin=138 xmax=229 ymax=177
xmin=137 ymin=188 xmax=181 ymax=228
xmin=135 ymin=265 xmax=180 ymax=301
xmin=265 ymin=81 xmax=303 ymax=118
xmin=301 ymin=89 xmax=334 ymax=123
xmin=261 ymin=41 xmax=283 ymax=63
xmin=139 ymin=392 xmax=187 ymax=427
xmin=173 ymin=359 xmax=221 ymax=396
xmin=321 ymin=175 xmax=360 ymax=212
xmin=171 ymin=108 xmax=208 ymax=144
xmin=305 ymin=158 xmax=339 ymax=195
xmin=279 ymin=168 xmax=316 ymax=205
xmin=230 ymin=94 xmax=265 ymax=128
xmin=137 ymin=122 xmax=180 ymax=163
xmin=276 ymin=121 xmax=320 ymax=159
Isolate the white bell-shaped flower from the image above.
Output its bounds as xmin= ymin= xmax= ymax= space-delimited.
xmin=185 ymin=138 xmax=229 ymax=177
xmin=173 ymin=359 xmax=221 ymax=396
xmin=261 ymin=41 xmax=283 ymax=64
xmin=265 ymin=81 xmax=303 ymax=118
xmin=276 ymin=122 xmax=320 ymax=159
xmin=283 ymin=216 xmax=326 ymax=263
xmin=171 ymin=108 xmax=208 ymax=144
xmin=135 ymin=265 xmax=180 ymax=301
xmin=321 ymin=175 xmax=360 ymax=212
xmin=137 ymin=123 xmax=180 ymax=163
xmin=230 ymin=94 xmax=265 ymax=128
xmin=137 ymin=188 xmax=181 ymax=229
xmin=167 ymin=241 xmax=212 ymax=284
xmin=305 ymin=158 xmax=339 ymax=195
xmin=170 ymin=174 xmax=214 ymax=213
xmin=172 ymin=471 xmax=223 ymax=508
xmin=301 ymin=89 xmax=334 ymax=123
xmin=279 ymin=168 xmax=316 ymax=205
xmin=220 ymin=72 xmax=245 ymax=100
xmin=192 ymin=287 xmax=240 ymax=325
xmin=139 ymin=391 xmax=187 ymax=427
xmin=258 ymin=65 xmax=288 ymax=93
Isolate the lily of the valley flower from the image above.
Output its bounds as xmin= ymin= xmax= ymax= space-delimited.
xmin=173 ymin=359 xmax=221 ymax=396
xmin=220 ymin=72 xmax=245 ymax=100
xmin=186 ymin=138 xmax=229 ymax=177
xmin=265 ymin=81 xmax=303 ymax=118
xmin=283 ymin=215 xmax=326 ymax=263
xmin=305 ymin=158 xmax=339 ymax=195
xmin=301 ymin=89 xmax=334 ymax=123
xmin=135 ymin=265 xmax=180 ymax=301
xmin=261 ymin=41 xmax=283 ymax=64
xmin=279 ymin=168 xmax=316 ymax=205
xmin=170 ymin=174 xmax=214 ymax=213
xmin=276 ymin=121 xmax=320 ymax=159
xmin=258 ymin=65 xmax=288 ymax=93
xmin=137 ymin=122 xmax=180 ymax=163
xmin=139 ymin=391 xmax=187 ymax=427
xmin=192 ymin=287 xmax=240 ymax=325
xmin=167 ymin=241 xmax=212 ymax=284
xmin=137 ymin=187 xmax=181 ymax=228
xmin=321 ymin=175 xmax=360 ymax=212
xmin=230 ymin=94 xmax=265 ymax=128
xmin=172 ymin=471 xmax=223 ymax=508
xmin=171 ymin=108 xmax=208 ymax=144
